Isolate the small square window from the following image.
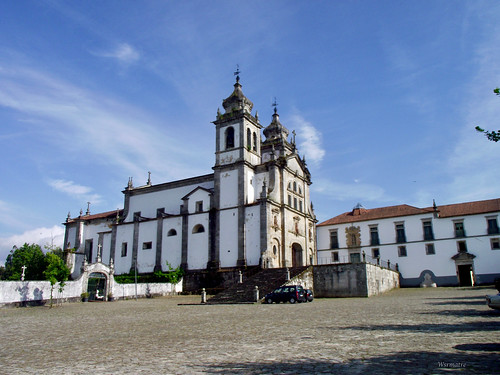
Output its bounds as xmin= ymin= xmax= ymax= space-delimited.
xmin=372 ymin=248 xmax=380 ymax=259
xmin=425 ymin=243 xmax=435 ymax=255
xmin=491 ymin=238 xmax=500 ymax=250
xmin=142 ymin=241 xmax=152 ymax=250
xmin=398 ymin=246 xmax=407 ymax=257
xmin=196 ymin=201 xmax=203 ymax=212
xmin=457 ymin=241 xmax=467 ymax=253
xmin=331 ymin=251 xmax=339 ymax=262
xmin=121 ymin=242 xmax=128 ymax=257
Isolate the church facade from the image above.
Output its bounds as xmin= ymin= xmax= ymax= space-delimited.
xmin=63 ymin=76 xmax=317 ymax=279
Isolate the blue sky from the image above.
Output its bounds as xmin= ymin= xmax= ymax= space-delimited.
xmin=1 ymin=1 xmax=500 ymax=264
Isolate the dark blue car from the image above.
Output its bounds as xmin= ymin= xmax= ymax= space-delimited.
xmin=264 ymin=285 xmax=306 ymax=304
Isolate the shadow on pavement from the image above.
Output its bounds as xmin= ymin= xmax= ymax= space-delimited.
xmin=420 ymin=309 xmax=500 ymax=318
xmin=199 ymin=351 xmax=499 ymax=374
xmin=330 ymin=320 xmax=500 ymax=333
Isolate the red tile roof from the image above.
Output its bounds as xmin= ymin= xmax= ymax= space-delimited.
xmin=317 ymin=198 xmax=500 ymax=226
xmin=67 ymin=209 xmax=123 ymax=223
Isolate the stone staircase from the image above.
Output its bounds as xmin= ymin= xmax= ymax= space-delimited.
xmin=207 ymin=266 xmax=309 ymax=304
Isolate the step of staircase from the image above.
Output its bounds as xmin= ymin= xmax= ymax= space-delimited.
xmin=207 ymin=266 xmax=309 ymax=304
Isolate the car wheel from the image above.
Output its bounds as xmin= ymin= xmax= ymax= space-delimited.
xmin=266 ymin=298 xmax=273 ymax=304
xmin=289 ymin=297 xmax=296 ymax=304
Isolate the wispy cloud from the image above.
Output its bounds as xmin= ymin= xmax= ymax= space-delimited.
xmin=312 ymin=178 xmax=386 ymax=203
xmin=288 ymin=114 xmax=325 ymax=165
xmin=48 ymin=179 xmax=102 ymax=204
xmin=92 ymin=43 xmax=140 ymax=64
xmin=0 ymin=225 xmax=65 ymax=266
xmin=0 ymin=63 xmax=206 ymax=181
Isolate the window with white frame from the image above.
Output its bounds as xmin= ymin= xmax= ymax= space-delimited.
xmin=425 ymin=243 xmax=435 ymax=255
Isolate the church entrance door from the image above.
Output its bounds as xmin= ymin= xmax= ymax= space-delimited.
xmin=457 ymin=264 xmax=473 ymax=287
xmin=292 ymin=243 xmax=303 ymax=267
xmin=87 ymin=272 xmax=107 ymax=301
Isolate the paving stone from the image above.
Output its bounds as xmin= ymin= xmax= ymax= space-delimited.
xmin=0 ymin=287 xmax=499 ymax=374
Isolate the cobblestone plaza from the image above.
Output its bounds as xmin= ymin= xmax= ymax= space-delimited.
xmin=1 ymin=287 xmax=499 ymax=374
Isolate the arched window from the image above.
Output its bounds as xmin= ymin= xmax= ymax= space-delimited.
xmin=293 ymin=181 xmax=297 ymax=192
xmin=225 ymin=127 xmax=234 ymax=149
xmin=288 ymin=182 xmax=292 ymax=190
xmin=299 ymin=186 xmax=302 ymax=195
xmin=252 ymin=132 xmax=257 ymax=151
xmin=192 ymin=224 xmax=205 ymax=234
xmin=246 ymin=128 xmax=251 ymax=149
xmin=167 ymin=229 xmax=177 ymax=237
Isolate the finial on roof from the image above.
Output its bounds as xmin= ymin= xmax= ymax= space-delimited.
xmin=86 ymin=202 xmax=91 ymax=215
xmin=234 ymin=64 xmax=241 ymax=83
xmin=127 ymin=177 xmax=133 ymax=190
xmin=147 ymin=171 xmax=152 ymax=186
xmin=66 ymin=212 xmax=71 ymax=222
xmin=79 ymin=208 xmax=83 ymax=217
xmin=272 ymin=97 xmax=278 ymax=114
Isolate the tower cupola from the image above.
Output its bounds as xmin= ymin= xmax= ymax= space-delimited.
xmin=263 ymin=107 xmax=289 ymax=142
xmin=222 ymin=76 xmax=254 ymax=114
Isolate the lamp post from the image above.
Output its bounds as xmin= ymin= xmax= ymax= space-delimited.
xmin=134 ymin=256 xmax=138 ymax=301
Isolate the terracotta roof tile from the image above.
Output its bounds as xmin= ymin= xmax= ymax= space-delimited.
xmin=67 ymin=209 xmax=123 ymax=223
xmin=318 ymin=198 xmax=500 ymax=226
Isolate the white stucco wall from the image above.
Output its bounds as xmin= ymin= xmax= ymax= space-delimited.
xmin=114 ymin=223 xmax=134 ymax=274
xmin=219 ymin=170 xmax=239 ymax=208
xmin=219 ymin=209 xmax=239 ymax=267
xmin=125 ymin=180 xmax=213 ymax=221
xmin=187 ymin=213 xmax=209 ymax=270
xmin=245 ymin=206 xmax=261 ymax=266
xmin=162 ymin=217 xmax=182 ymax=269
xmin=137 ymin=220 xmax=157 ymax=273
xmin=317 ymin=211 xmax=500 ymax=282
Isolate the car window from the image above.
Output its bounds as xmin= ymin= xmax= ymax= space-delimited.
xmin=290 ymin=287 xmax=295 ymax=291
xmin=273 ymin=288 xmax=282 ymax=293
xmin=283 ymin=287 xmax=289 ymax=292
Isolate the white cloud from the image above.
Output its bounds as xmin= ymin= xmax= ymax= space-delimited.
xmin=93 ymin=43 xmax=140 ymax=64
xmin=288 ymin=114 xmax=326 ymax=165
xmin=0 ymin=225 xmax=65 ymax=266
xmin=0 ymin=64 xmax=204 ymax=181
xmin=48 ymin=179 xmax=102 ymax=204
xmin=312 ymin=177 xmax=386 ymax=203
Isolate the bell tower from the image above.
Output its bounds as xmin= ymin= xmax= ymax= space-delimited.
xmin=211 ymin=71 xmax=262 ymax=269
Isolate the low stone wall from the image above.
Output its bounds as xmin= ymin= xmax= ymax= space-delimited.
xmin=283 ymin=267 xmax=314 ymax=290
xmin=0 ymin=277 xmax=183 ymax=307
xmin=312 ymin=263 xmax=399 ymax=298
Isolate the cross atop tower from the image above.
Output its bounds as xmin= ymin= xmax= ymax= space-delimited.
xmin=272 ymin=97 xmax=278 ymax=114
xmin=234 ymin=64 xmax=241 ymax=83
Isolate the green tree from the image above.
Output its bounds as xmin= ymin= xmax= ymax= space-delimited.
xmin=475 ymin=88 xmax=500 ymax=142
xmin=3 ymin=243 xmax=47 ymax=281
xmin=44 ymin=252 xmax=70 ymax=308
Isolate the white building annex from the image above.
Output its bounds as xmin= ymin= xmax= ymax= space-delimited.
xmin=63 ymin=75 xmax=317 ymax=281
xmin=316 ymin=198 xmax=500 ymax=287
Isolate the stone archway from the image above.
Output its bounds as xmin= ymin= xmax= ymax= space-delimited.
xmin=81 ymin=259 xmax=115 ymax=301
xmin=87 ymin=272 xmax=107 ymax=301
xmin=292 ymin=243 xmax=303 ymax=267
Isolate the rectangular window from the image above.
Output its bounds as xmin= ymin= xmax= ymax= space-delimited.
xmin=142 ymin=241 xmax=153 ymax=250
xmin=422 ymin=220 xmax=434 ymax=241
xmin=196 ymin=201 xmax=203 ymax=213
xmin=487 ymin=218 xmax=499 ymax=235
xmin=454 ymin=221 xmax=466 ymax=237
xmin=372 ymin=248 xmax=380 ymax=258
xmin=85 ymin=239 xmax=93 ymax=262
xmin=398 ymin=246 xmax=407 ymax=257
xmin=330 ymin=230 xmax=339 ymax=249
xmin=331 ymin=251 xmax=339 ymax=262
xmin=299 ymin=200 xmax=303 ymax=212
xmin=395 ymin=223 xmax=406 ymax=243
xmin=457 ymin=241 xmax=467 ymax=253
xmin=121 ymin=242 xmax=128 ymax=257
xmin=293 ymin=197 xmax=297 ymax=210
xmin=491 ymin=238 xmax=500 ymax=250
xmin=288 ymin=195 xmax=292 ymax=206
xmin=425 ymin=243 xmax=435 ymax=255
xmin=370 ymin=226 xmax=380 ymax=246
xmin=350 ymin=253 xmax=361 ymax=263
